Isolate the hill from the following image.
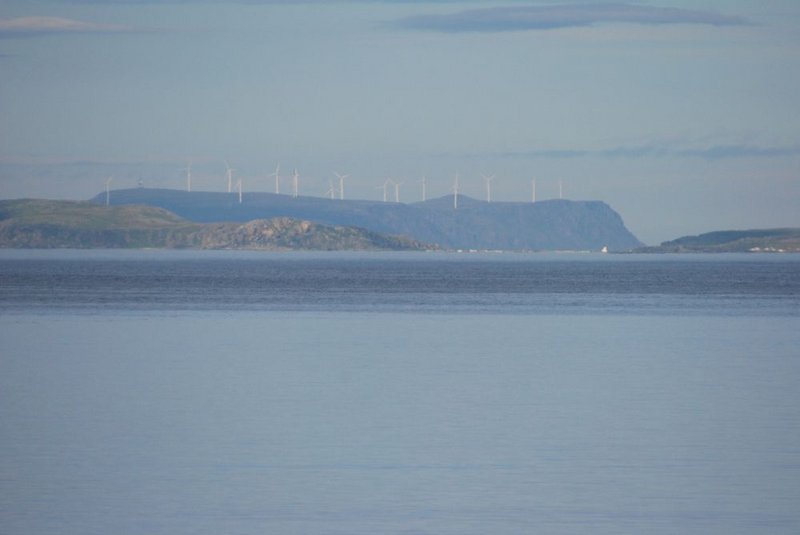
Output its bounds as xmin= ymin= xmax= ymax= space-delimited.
xmin=90 ymin=188 xmax=643 ymax=251
xmin=0 ymin=199 xmax=429 ymax=251
xmin=636 ymin=228 xmax=800 ymax=253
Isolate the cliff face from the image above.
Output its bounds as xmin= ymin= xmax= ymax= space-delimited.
xmin=0 ymin=200 xmax=429 ymax=251
xmin=91 ymin=189 xmax=643 ymax=251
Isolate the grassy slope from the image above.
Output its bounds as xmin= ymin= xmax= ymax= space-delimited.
xmin=637 ymin=228 xmax=800 ymax=252
xmin=0 ymin=199 xmax=192 ymax=229
xmin=0 ymin=199 xmax=427 ymax=250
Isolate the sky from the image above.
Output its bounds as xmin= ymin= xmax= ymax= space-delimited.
xmin=0 ymin=0 xmax=799 ymax=244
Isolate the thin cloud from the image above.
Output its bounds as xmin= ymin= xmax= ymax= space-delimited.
xmin=677 ymin=145 xmax=800 ymax=159
xmin=0 ymin=17 xmax=133 ymax=37
xmin=393 ymin=3 xmax=751 ymax=32
xmin=499 ymin=144 xmax=800 ymax=160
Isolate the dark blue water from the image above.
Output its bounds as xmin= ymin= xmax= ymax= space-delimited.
xmin=1 ymin=251 xmax=799 ymax=534
xmin=1 ymin=250 xmax=798 ymax=315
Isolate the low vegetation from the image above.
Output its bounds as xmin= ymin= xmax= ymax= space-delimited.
xmin=0 ymin=199 xmax=431 ymax=251
xmin=636 ymin=228 xmax=800 ymax=253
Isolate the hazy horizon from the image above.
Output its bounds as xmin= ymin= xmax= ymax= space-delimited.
xmin=1 ymin=0 xmax=799 ymax=244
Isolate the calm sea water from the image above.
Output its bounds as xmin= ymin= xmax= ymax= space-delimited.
xmin=1 ymin=250 xmax=799 ymax=534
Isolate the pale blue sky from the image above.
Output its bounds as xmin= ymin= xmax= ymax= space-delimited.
xmin=1 ymin=0 xmax=799 ymax=243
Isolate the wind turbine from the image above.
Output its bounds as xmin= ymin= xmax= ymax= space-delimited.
xmin=531 ymin=177 xmax=536 ymax=203
xmin=393 ymin=179 xmax=404 ymax=203
xmin=225 ymin=161 xmax=235 ymax=193
xmin=333 ymin=172 xmax=349 ymax=200
xmin=482 ymin=174 xmax=495 ymax=203
xmin=376 ymin=179 xmax=391 ymax=202
xmin=292 ymin=168 xmax=299 ymax=198
xmin=452 ymin=173 xmax=460 ymax=209
xmin=270 ymin=164 xmax=280 ymax=195
xmin=419 ymin=175 xmax=427 ymax=202
xmin=237 ymin=178 xmax=243 ymax=204
xmin=184 ymin=163 xmax=192 ymax=192
xmin=325 ymin=180 xmax=336 ymax=199
xmin=105 ymin=176 xmax=113 ymax=206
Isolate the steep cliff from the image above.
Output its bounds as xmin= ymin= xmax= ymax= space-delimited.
xmin=91 ymin=189 xmax=643 ymax=251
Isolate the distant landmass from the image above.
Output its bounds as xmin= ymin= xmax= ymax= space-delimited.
xmin=89 ymin=188 xmax=643 ymax=251
xmin=0 ymin=199 xmax=429 ymax=251
xmin=4 ymin=197 xmax=795 ymax=254
xmin=636 ymin=228 xmax=800 ymax=253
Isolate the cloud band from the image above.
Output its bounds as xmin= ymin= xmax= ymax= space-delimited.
xmin=394 ymin=3 xmax=750 ymax=32
xmin=0 ymin=17 xmax=131 ymax=37
xmin=498 ymin=144 xmax=800 ymax=160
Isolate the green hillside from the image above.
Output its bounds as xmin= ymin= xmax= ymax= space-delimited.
xmin=637 ymin=228 xmax=800 ymax=253
xmin=0 ymin=199 xmax=429 ymax=251
xmin=0 ymin=199 xmax=188 ymax=229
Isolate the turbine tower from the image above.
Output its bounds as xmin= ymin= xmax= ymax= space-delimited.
xmin=334 ymin=172 xmax=349 ymax=200
xmin=225 ymin=161 xmax=235 ymax=193
xmin=452 ymin=173 xmax=460 ymax=209
xmin=292 ymin=169 xmax=299 ymax=198
xmin=531 ymin=177 xmax=536 ymax=203
xmin=105 ymin=176 xmax=113 ymax=206
xmin=376 ymin=179 xmax=391 ymax=202
xmin=270 ymin=164 xmax=280 ymax=195
xmin=419 ymin=175 xmax=427 ymax=202
xmin=393 ymin=180 xmax=404 ymax=203
xmin=482 ymin=174 xmax=495 ymax=203
xmin=237 ymin=178 xmax=243 ymax=204
xmin=184 ymin=163 xmax=192 ymax=192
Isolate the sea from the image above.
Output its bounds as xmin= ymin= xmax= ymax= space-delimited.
xmin=1 ymin=249 xmax=799 ymax=534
